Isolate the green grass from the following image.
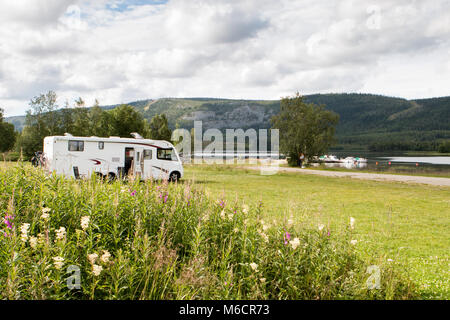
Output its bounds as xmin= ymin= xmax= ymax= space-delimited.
xmin=184 ymin=164 xmax=450 ymax=299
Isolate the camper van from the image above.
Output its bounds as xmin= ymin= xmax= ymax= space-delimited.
xmin=42 ymin=133 xmax=183 ymax=181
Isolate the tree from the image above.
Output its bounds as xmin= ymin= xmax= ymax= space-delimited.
xmin=89 ymin=99 xmax=111 ymax=137
xmin=148 ymin=114 xmax=172 ymax=141
xmin=20 ymin=91 xmax=60 ymax=157
xmin=108 ymin=104 xmax=146 ymax=138
xmin=71 ymin=97 xmax=90 ymax=136
xmin=271 ymin=93 xmax=339 ymax=166
xmin=0 ymin=108 xmax=16 ymax=152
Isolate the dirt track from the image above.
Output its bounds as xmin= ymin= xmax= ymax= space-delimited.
xmin=245 ymin=166 xmax=450 ymax=187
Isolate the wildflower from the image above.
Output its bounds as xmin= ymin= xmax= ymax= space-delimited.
xmin=350 ymin=217 xmax=355 ymax=230
xmin=92 ymin=264 xmax=103 ymax=276
xmin=88 ymin=253 xmax=98 ymax=264
xmin=318 ymin=224 xmax=325 ymax=231
xmin=20 ymin=223 xmax=30 ymax=242
xmin=258 ymin=231 xmax=269 ymax=243
xmin=53 ymin=256 xmax=64 ymax=270
xmin=37 ymin=233 xmax=45 ymax=245
xmin=3 ymin=215 xmax=14 ymax=230
xmin=29 ymin=236 xmax=38 ymax=249
xmin=100 ymin=250 xmax=111 ymax=263
xmin=164 ymin=194 xmax=168 ymax=203
xmin=249 ymin=263 xmax=259 ymax=272
xmin=283 ymin=231 xmax=291 ymax=245
xmin=233 ymin=228 xmax=239 ymax=233
xmin=387 ymin=258 xmax=394 ymax=262
xmin=41 ymin=208 xmax=51 ymax=220
xmin=130 ymin=190 xmax=136 ymax=196
xmin=220 ymin=210 xmax=226 ymax=219
xmin=218 ymin=200 xmax=225 ymax=208
xmin=260 ymin=278 xmax=266 ymax=283
xmin=290 ymin=237 xmax=300 ymax=250
xmin=81 ymin=216 xmax=90 ymax=231
xmin=242 ymin=205 xmax=249 ymax=214
xmin=55 ymin=227 xmax=66 ymax=241
xmin=350 ymin=239 xmax=358 ymax=245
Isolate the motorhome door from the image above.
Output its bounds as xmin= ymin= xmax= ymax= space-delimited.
xmin=142 ymin=148 xmax=153 ymax=180
xmin=133 ymin=147 xmax=144 ymax=177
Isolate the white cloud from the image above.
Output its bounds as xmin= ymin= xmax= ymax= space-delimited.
xmin=0 ymin=0 xmax=449 ymax=116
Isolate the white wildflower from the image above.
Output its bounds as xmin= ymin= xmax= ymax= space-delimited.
xmin=287 ymin=219 xmax=294 ymax=227
xmin=87 ymin=253 xmax=98 ymax=265
xmin=41 ymin=207 xmax=51 ymax=220
xmin=53 ymin=256 xmax=64 ymax=270
xmin=29 ymin=236 xmax=38 ymax=249
xmin=249 ymin=263 xmax=259 ymax=272
xmin=350 ymin=239 xmax=358 ymax=245
xmin=318 ymin=224 xmax=325 ymax=231
xmin=387 ymin=258 xmax=394 ymax=262
xmin=100 ymin=251 xmax=111 ymax=263
xmin=20 ymin=223 xmax=30 ymax=242
xmin=92 ymin=264 xmax=103 ymax=276
xmin=37 ymin=233 xmax=45 ymax=245
xmin=260 ymin=278 xmax=266 ymax=283
xmin=81 ymin=216 xmax=90 ymax=231
xmin=220 ymin=210 xmax=226 ymax=220
xmin=290 ymin=237 xmax=301 ymax=250
xmin=55 ymin=227 xmax=66 ymax=241
xmin=350 ymin=217 xmax=355 ymax=230
xmin=242 ymin=205 xmax=249 ymax=214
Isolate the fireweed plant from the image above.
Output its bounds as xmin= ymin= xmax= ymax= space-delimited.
xmin=0 ymin=164 xmax=416 ymax=299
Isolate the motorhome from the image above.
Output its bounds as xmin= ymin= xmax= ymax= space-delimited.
xmin=42 ymin=133 xmax=183 ymax=181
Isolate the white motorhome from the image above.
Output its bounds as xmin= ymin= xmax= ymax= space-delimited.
xmin=42 ymin=133 xmax=183 ymax=181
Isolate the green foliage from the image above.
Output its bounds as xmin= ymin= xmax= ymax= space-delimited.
xmin=438 ymin=141 xmax=450 ymax=153
xmin=15 ymin=92 xmax=152 ymax=158
xmin=0 ymin=108 xmax=16 ymax=152
xmin=148 ymin=114 xmax=172 ymax=141
xmin=108 ymin=104 xmax=147 ymax=138
xmin=7 ymin=93 xmax=450 ymax=153
xmin=271 ymin=93 xmax=339 ymax=164
xmin=0 ymin=165 xmax=416 ymax=299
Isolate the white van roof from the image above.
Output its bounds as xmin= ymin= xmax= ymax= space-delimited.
xmin=44 ymin=135 xmax=174 ymax=149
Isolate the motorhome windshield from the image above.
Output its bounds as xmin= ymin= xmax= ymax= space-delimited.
xmin=157 ymin=148 xmax=178 ymax=161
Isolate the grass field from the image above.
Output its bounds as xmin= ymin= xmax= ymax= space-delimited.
xmin=0 ymin=161 xmax=447 ymax=299
xmin=183 ymin=164 xmax=450 ymax=299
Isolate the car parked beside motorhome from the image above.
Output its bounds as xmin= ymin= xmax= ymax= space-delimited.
xmin=42 ymin=133 xmax=183 ymax=181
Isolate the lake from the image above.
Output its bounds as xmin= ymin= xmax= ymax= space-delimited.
xmin=321 ymin=151 xmax=450 ymax=175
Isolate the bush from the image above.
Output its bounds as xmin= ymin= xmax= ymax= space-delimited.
xmin=438 ymin=141 xmax=450 ymax=153
xmin=0 ymin=164 xmax=416 ymax=299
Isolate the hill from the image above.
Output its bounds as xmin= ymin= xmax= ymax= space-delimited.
xmin=6 ymin=93 xmax=450 ymax=150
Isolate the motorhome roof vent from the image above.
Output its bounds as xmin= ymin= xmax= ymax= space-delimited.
xmin=131 ymin=132 xmax=144 ymax=139
xmin=64 ymin=133 xmax=73 ymax=137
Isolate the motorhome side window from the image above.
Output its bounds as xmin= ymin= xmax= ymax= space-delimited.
xmin=68 ymin=140 xmax=84 ymax=152
xmin=143 ymin=149 xmax=152 ymax=160
xmin=157 ymin=148 xmax=176 ymax=161
xmin=98 ymin=142 xmax=104 ymax=150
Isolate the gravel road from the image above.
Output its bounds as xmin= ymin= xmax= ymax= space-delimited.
xmin=245 ymin=166 xmax=450 ymax=187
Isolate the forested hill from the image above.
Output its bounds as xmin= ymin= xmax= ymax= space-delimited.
xmin=6 ymin=93 xmax=450 ymax=150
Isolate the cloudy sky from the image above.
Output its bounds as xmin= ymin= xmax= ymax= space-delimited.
xmin=0 ymin=0 xmax=449 ymax=116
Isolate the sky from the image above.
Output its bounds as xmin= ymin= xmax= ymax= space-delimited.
xmin=0 ymin=0 xmax=449 ymax=116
